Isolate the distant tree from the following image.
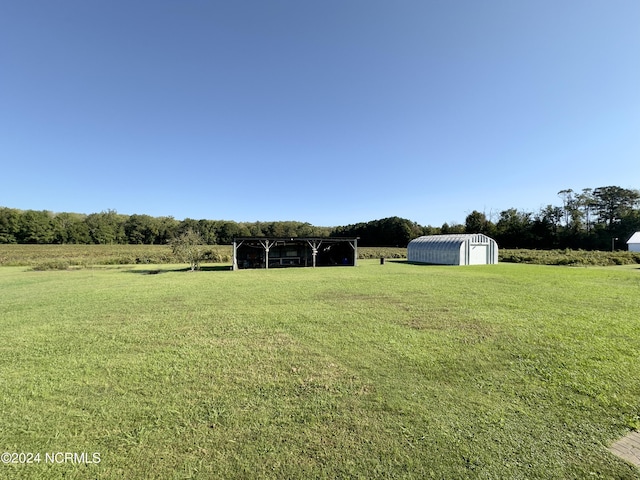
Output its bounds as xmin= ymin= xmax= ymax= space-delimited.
xmin=295 ymin=222 xmax=317 ymax=237
xmin=331 ymin=222 xmax=366 ymax=242
xmin=495 ymin=209 xmax=533 ymax=248
xmin=18 ymin=210 xmax=54 ymax=243
xmin=197 ymin=219 xmax=218 ymax=244
xmin=531 ymin=205 xmax=563 ymax=248
xmin=464 ymin=211 xmax=493 ymax=235
xmin=331 ymin=217 xmax=421 ymax=246
xmin=51 ymin=212 xmax=79 ymax=244
xmin=169 ymin=228 xmax=206 ymax=271
xmin=125 ymin=214 xmax=160 ymax=244
xmin=85 ymin=210 xmax=126 ymax=244
xmin=156 ymin=216 xmax=180 ymax=244
xmin=0 ymin=207 xmax=21 ymax=243
xmin=66 ymin=217 xmax=92 ymax=244
xmin=178 ymin=218 xmax=200 ymax=236
xmin=592 ymin=186 xmax=640 ymax=231
xmin=441 ymin=222 xmax=465 ymax=234
xmin=216 ymin=221 xmax=250 ymax=244
xmin=557 ymin=189 xmax=573 ymax=227
xmin=576 ymin=188 xmax=596 ymax=234
xmin=310 ymin=225 xmax=334 ymax=237
xmin=421 ymin=225 xmax=440 ymax=236
xmin=264 ymin=221 xmax=313 ymax=238
xmin=245 ymin=221 xmax=265 ymax=237
xmin=539 ymin=205 xmax=563 ymax=233
xmin=50 ymin=213 xmax=67 ymax=244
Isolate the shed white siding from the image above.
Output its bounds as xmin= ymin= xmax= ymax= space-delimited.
xmin=407 ymin=234 xmax=498 ymax=265
xmin=627 ymin=232 xmax=640 ymax=252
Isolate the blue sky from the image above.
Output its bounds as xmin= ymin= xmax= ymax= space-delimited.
xmin=2 ymin=1 xmax=639 ymax=227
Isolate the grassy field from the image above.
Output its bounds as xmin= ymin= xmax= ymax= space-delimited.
xmin=0 ymin=244 xmax=217 ymax=268
xmin=1 ymin=260 xmax=639 ymax=478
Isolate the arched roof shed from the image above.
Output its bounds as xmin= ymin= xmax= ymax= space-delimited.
xmin=408 ymin=234 xmax=498 ymax=265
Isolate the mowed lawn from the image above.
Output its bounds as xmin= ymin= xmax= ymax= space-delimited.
xmin=1 ymin=260 xmax=639 ymax=479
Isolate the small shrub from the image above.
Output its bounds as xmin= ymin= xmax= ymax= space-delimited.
xmin=32 ymin=260 xmax=72 ymax=271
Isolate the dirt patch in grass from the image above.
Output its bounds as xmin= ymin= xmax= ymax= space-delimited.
xmin=401 ymin=314 xmax=496 ymax=345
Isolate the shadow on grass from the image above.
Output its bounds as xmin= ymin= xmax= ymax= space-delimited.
xmin=127 ymin=265 xmax=233 ymax=275
xmin=386 ymin=259 xmax=409 ymax=264
xmin=384 ymin=259 xmax=451 ymax=267
xmin=198 ymin=265 xmax=233 ymax=272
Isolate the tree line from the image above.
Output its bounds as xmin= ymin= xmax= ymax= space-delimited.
xmin=0 ymin=209 xmax=333 ymax=246
xmin=1 ymin=185 xmax=639 ymax=250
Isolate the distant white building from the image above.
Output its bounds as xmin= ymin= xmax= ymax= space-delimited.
xmin=627 ymin=232 xmax=640 ymax=252
xmin=407 ymin=234 xmax=499 ymax=265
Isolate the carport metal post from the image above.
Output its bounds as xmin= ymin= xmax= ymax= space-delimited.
xmin=232 ymin=239 xmax=245 ymax=271
xmin=351 ymin=238 xmax=358 ymax=266
xmin=306 ymin=239 xmax=323 ymax=268
xmin=259 ymin=239 xmax=277 ymax=269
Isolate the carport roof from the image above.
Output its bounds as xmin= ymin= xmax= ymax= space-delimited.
xmin=233 ymin=236 xmax=359 ymax=243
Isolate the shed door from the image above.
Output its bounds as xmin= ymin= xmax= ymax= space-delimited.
xmin=469 ymin=244 xmax=487 ymax=265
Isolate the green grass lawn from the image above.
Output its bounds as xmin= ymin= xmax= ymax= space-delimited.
xmin=1 ymin=260 xmax=639 ymax=479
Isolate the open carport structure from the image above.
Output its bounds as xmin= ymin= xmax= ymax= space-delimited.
xmin=232 ymin=237 xmax=359 ymax=270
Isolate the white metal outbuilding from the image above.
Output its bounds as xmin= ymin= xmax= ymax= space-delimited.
xmin=407 ymin=234 xmax=499 ymax=265
xmin=627 ymin=232 xmax=640 ymax=252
